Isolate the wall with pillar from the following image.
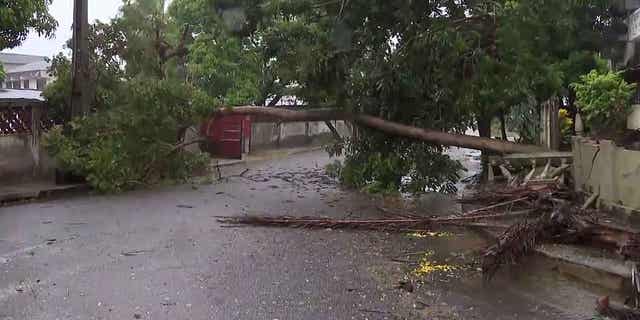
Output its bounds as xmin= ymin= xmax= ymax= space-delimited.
xmin=0 ymin=104 xmax=56 ymax=183
xmin=572 ymin=136 xmax=640 ymax=212
xmin=250 ymin=121 xmax=351 ymax=151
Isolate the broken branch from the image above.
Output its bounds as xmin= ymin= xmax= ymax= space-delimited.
xmin=213 ymin=107 xmax=547 ymax=154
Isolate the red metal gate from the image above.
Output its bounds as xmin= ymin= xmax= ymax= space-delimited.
xmin=202 ymin=115 xmax=251 ymax=159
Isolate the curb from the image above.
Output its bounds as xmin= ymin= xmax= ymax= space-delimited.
xmin=474 ymin=226 xmax=632 ymax=291
xmin=0 ymin=183 xmax=88 ymax=207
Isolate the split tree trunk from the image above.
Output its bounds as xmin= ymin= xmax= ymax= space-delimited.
xmin=499 ymin=111 xmax=508 ymax=141
xmin=477 ymin=114 xmax=494 ymax=180
xmin=214 ymin=107 xmax=546 ymax=154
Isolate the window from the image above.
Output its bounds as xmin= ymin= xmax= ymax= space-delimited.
xmin=11 ymin=81 xmax=20 ymax=89
xmin=36 ymin=79 xmax=47 ymax=91
xmin=23 ymin=80 xmax=30 ymax=89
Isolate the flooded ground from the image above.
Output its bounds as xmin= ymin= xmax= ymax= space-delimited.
xmin=405 ymin=147 xmax=625 ymax=319
xmin=0 ymin=149 xmax=620 ymax=319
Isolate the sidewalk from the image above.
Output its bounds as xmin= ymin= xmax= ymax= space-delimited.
xmin=210 ymin=145 xmax=327 ymax=179
xmin=0 ymin=145 xmax=326 ymax=205
xmin=0 ymin=181 xmax=86 ymax=204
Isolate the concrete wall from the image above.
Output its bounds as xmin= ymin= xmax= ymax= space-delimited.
xmin=573 ymin=137 xmax=640 ymax=211
xmin=0 ymin=134 xmax=55 ymax=183
xmin=629 ymin=105 xmax=640 ymax=130
xmin=250 ymin=121 xmax=351 ymax=151
xmin=0 ymin=105 xmax=56 ymax=183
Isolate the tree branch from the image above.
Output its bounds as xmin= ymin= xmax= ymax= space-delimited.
xmin=213 ymin=107 xmax=547 ymax=154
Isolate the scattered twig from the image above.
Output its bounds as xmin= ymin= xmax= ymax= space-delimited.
xmin=121 ymin=249 xmax=152 ymax=257
xmin=581 ymin=192 xmax=599 ymax=211
xmin=460 ymin=197 xmax=529 ymax=216
xmin=596 ymin=296 xmax=640 ymax=320
xmin=358 ymin=309 xmax=392 ymax=315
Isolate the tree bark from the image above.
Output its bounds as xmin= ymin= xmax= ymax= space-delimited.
xmin=476 ymin=114 xmax=494 ymax=180
xmin=499 ymin=111 xmax=508 ymax=141
xmin=214 ymin=107 xmax=546 ymax=154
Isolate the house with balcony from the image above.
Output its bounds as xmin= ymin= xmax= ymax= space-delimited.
xmin=0 ymin=53 xmax=52 ymax=91
xmin=617 ymin=0 xmax=640 ymax=129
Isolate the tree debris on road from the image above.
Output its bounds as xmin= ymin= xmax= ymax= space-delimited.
xmin=216 ymin=180 xmax=640 ymax=318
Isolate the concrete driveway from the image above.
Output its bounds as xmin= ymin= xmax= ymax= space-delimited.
xmin=0 ymin=151 xmax=599 ymax=319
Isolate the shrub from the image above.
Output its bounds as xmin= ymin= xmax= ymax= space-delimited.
xmin=44 ymin=79 xmax=213 ymax=193
xmin=571 ymin=70 xmax=636 ymax=133
xmin=335 ymin=136 xmax=463 ymax=195
xmin=559 ymin=109 xmax=574 ymax=145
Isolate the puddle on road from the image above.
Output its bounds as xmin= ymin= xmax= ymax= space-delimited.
xmin=397 ymin=149 xmax=627 ymax=318
xmin=396 ymin=226 xmax=627 ymax=319
xmin=245 ymin=149 xmax=623 ymax=318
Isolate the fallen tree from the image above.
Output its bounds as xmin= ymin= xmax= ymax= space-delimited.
xmin=214 ymin=107 xmax=547 ymax=154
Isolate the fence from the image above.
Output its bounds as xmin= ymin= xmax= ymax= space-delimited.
xmin=572 ymin=137 xmax=640 ymax=212
xmin=0 ymin=103 xmax=56 ymax=183
xmin=250 ymin=120 xmax=351 ymax=151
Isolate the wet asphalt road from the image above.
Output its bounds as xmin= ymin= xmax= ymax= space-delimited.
xmin=0 ymin=151 xmax=595 ymax=319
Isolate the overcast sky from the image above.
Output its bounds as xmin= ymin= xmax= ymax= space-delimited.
xmin=3 ymin=0 xmax=123 ymax=57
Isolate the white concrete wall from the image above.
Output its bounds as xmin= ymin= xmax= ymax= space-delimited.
xmin=0 ymin=106 xmax=56 ymax=183
xmin=251 ymin=121 xmax=350 ymax=151
xmin=573 ymin=137 xmax=640 ymax=211
xmin=628 ymin=105 xmax=640 ymax=130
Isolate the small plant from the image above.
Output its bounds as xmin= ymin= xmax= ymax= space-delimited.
xmin=559 ymin=109 xmax=574 ymax=145
xmin=571 ymin=70 xmax=636 ymax=133
xmin=325 ymin=160 xmax=343 ymax=179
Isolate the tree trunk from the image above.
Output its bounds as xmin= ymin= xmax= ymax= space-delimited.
xmin=214 ymin=107 xmax=546 ymax=154
xmin=499 ymin=111 xmax=508 ymax=141
xmin=567 ymin=91 xmax=577 ymax=135
xmin=477 ymin=114 xmax=494 ymax=180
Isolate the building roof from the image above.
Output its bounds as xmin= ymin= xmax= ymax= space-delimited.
xmin=0 ymin=89 xmax=45 ymax=106
xmin=0 ymin=53 xmax=47 ymax=66
xmin=6 ymin=60 xmax=50 ymax=74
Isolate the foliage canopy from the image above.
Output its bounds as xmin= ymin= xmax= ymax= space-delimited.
xmin=0 ymin=0 xmax=57 ymax=50
xmin=44 ymin=0 xmax=625 ymax=193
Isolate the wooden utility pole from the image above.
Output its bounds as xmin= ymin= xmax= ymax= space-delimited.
xmin=71 ymin=0 xmax=90 ymax=118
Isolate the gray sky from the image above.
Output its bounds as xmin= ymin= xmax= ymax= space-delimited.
xmin=3 ymin=0 xmax=123 ymax=57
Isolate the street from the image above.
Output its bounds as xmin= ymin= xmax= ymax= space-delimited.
xmin=0 ymin=151 xmax=600 ymax=319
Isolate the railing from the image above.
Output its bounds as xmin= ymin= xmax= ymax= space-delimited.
xmin=0 ymin=105 xmax=55 ymax=136
xmin=0 ymin=106 xmax=32 ymax=135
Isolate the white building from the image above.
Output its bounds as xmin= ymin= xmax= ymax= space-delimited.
xmin=622 ymin=1 xmax=640 ymax=129
xmin=0 ymin=53 xmax=53 ymax=91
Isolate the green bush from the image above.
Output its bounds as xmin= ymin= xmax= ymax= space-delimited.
xmin=571 ymin=70 xmax=636 ymax=132
xmin=335 ymin=136 xmax=463 ymax=195
xmin=324 ymin=160 xmax=343 ymax=179
xmin=44 ymin=79 xmax=212 ymax=193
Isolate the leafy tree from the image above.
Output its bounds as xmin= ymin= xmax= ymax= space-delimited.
xmin=45 ymin=0 xmax=623 ymax=193
xmin=44 ymin=21 xmax=127 ymax=122
xmin=187 ymin=33 xmax=262 ymax=105
xmin=45 ymin=79 xmax=211 ymax=192
xmin=169 ymin=0 xmax=272 ymax=105
xmin=0 ymin=0 xmax=57 ymax=50
xmin=214 ymin=0 xmax=619 ymax=191
xmin=0 ymin=0 xmax=57 ymax=81
xmin=44 ymin=0 xmax=214 ymax=192
xmin=571 ymin=70 xmax=636 ymax=133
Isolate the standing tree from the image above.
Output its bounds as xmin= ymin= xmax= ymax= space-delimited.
xmin=44 ymin=0 xmax=214 ymax=192
xmin=0 ymin=0 xmax=57 ymax=49
xmin=215 ymin=0 xmax=619 ymax=191
xmin=0 ymin=0 xmax=57 ymax=80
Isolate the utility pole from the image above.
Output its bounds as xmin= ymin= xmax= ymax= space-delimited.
xmin=71 ymin=0 xmax=89 ymax=118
